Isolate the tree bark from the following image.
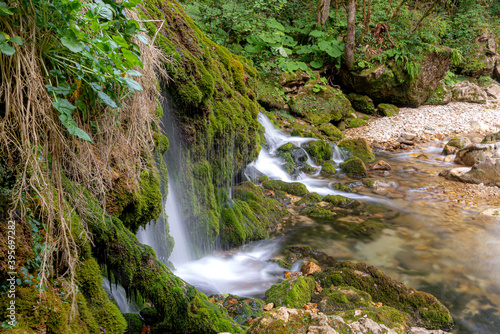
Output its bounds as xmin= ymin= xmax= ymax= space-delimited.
xmin=346 ymin=0 xmax=356 ymax=68
xmin=317 ymin=0 xmax=331 ymax=30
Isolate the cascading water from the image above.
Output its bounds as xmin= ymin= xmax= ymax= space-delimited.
xmin=102 ymin=277 xmax=139 ymax=313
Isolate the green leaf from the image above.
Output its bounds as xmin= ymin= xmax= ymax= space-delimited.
xmin=61 ymin=36 xmax=85 ymax=53
xmin=310 ymin=59 xmax=324 ymax=69
xmin=53 ymin=99 xmax=76 ymax=116
xmin=121 ymin=49 xmax=143 ymax=68
xmin=97 ymin=91 xmax=118 ymax=108
xmin=89 ymin=82 xmax=103 ymax=91
xmin=123 ymin=0 xmax=141 ymax=9
xmin=0 ymin=33 xmax=5 ymax=42
xmin=0 ymin=6 xmax=14 ymax=16
xmin=46 ymin=84 xmax=72 ymax=97
xmin=0 ymin=42 xmax=15 ymax=56
xmin=112 ymin=35 xmax=128 ymax=48
xmin=125 ymin=22 xmax=137 ymax=35
xmin=266 ymin=18 xmax=285 ymax=31
xmin=75 ymin=99 xmax=87 ymax=118
xmin=72 ymin=127 xmax=92 ymax=142
xmin=123 ymin=77 xmax=143 ymax=92
xmin=127 ymin=70 xmax=143 ymax=77
xmin=297 ymin=62 xmax=308 ymax=71
xmin=309 ymin=30 xmax=325 ymax=38
xmin=96 ymin=5 xmax=114 ymax=20
xmin=135 ymin=34 xmax=149 ymax=45
xmin=9 ymin=37 xmax=23 ymax=45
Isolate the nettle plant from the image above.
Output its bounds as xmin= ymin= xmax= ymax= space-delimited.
xmin=37 ymin=0 xmax=147 ymax=141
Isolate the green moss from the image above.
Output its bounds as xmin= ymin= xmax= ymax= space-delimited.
xmin=303 ymin=140 xmax=333 ymax=163
xmin=296 ymin=192 xmax=322 ymax=205
xmin=362 ymin=179 xmax=375 ymax=188
xmin=278 ymin=143 xmax=294 ymax=152
xmin=220 ymin=204 xmax=247 ymax=248
xmin=315 ymin=262 xmax=453 ymax=330
xmin=123 ymin=313 xmax=143 ymax=334
xmin=346 ymin=118 xmax=366 ymax=128
xmin=331 ymin=182 xmax=352 ymax=192
xmin=257 ymin=77 xmax=287 ymax=110
xmin=301 ymin=206 xmax=336 ymax=218
xmin=319 ymin=123 xmax=343 ymax=140
xmin=323 ymin=195 xmax=357 ymax=207
xmin=265 ymin=276 xmax=316 ymax=308
xmin=314 ymin=285 xmax=372 ymax=313
xmin=320 ymin=162 xmax=336 ymax=177
xmin=377 ymin=103 xmax=400 ymax=117
xmin=340 ymin=157 xmax=368 ymax=179
xmin=153 ymin=132 xmax=170 ymax=155
xmin=338 ymin=138 xmax=375 ymax=163
xmin=262 ymin=180 xmax=308 ymax=197
xmin=210 ymin=294 xmax=265 ymax=326
xmin=347 ymin=93 xmax=376 ymax=114
xmin=333 ymin=218 xmax=385 ymax=239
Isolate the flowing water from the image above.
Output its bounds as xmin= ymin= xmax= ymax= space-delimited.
xmin=141 ymin=112 xmax=500 ymax=333
xmin=102 ymin=277 xmax=139 ymax=313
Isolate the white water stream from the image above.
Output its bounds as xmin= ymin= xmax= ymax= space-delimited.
xmin=102 ymin=277 xmax=139 ymax=313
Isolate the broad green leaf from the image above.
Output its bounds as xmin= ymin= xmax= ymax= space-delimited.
xmin=89 ymin=82 xmax=103 ymax=91
xmin=123 ymin=0 xmax=141 ymax=9
xmin=274 ymin=46 xmax=288 ymax=58
xmin=266 ymin=18 xmax=285 ymax=31
xmin=112 ymin=35 xmax=128 ymax=48
xmin=127 ymin=70 xmax=143 ymax=77
xmin=97 ymin=91 xmax=118 ymax=108
xmin=53 ymin=99 xmax=76 ymax=116
xmin=0 ymin=42 xmax=14 ymax=55
xmin=96 ymin=5 xmax=114 ymax=20
xmin=121 ymin=49 xmax=143 ymax=68
xmin=135 ymin=34 xmax=149 ymax=45
xmin=297 ymin=62 xmax=308 ymax=71
xmin=0 ymin=6 xmax=14 ymax=16
xmin=310 ymin=59 xmax=324 ymax=69
xmin=72 ymin=127 xmax=92 ymax=142
xmin=9 ymin=37 xmax=23 ymax=45
xmin=46 ymin=84 xmax=72 ymax=97
xmin=124 ymin=77 xmax=143 ymax=91
xmin=309 ymin=30 xmax=325 ymax=38
xmin=61 ymin=36 xmax=84 ymax=53
xmin=125 ymin=22 xmax=137 ymax=35
xmin=0 ymin=33 xmax=5 ymax=42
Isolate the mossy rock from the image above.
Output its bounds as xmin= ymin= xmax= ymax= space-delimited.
xmin=262 ymin=180 xmax=308 ymax=197
xmin=264 ymin=276 xmax=315 ymax=308
xmin=257 ymin=77 xmax=287 ymax=110
xmin=331 ymin=182 xmax=352 ymax=192
xmin=300 ymin=206 xmax=336 ymax=218
xmin=347 ymin=93 xmax=376 ymax=115
xmin=313 ymin=285 xmax=372 ymax=313
xmin=362 ymin=179 xmax=375 ymax=188
xmin=123 ymin=313 xmax=143 ymax=334
xmin=289 ymin=81 xmax=355 ymax=125
xmin=442 ymin=136 xmax=472 ymax=155
xmin=296 ymin=192 xmax=322 ymax=205
xmin=268 ymin=258 xmax=292 ymax=270
xmin=319 ymin=123 xmax=343 ymax=140
xmin=303 ymin=140 xmax=333 ymax=163
xmin=340 ymin=157 xmax=368 ymax=179
xmin=333 ymin=218 xmax=385 ymax=239
xmin=323 ymin=195 xmax=358 ymax=208
xmin=277 ymin=142 xmax=294 ymax=153
xmin=338 ymin=138 xmax=375 ymax=163
xmin=210 ymin=294 xmax=265 ymax=326
xmin=346 ymin=118 xmax=366 ymax=128
xmin=377 ymin=103 xmax=400 ymax=117
xmin=340 ymin=305 xmax=410 ymax=332
xmin=314 ymin=261 xmax=453 ymax=330
xmin=320 ymin=162 xmax=336 ymax=177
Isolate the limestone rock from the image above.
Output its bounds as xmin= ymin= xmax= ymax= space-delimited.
xmin=338 ymin=138 xmax=375 ymax=163
xmin=350 ymin=318 xmax=397 ymax=334
xmin=442 ymin=136 xmax=472 ymax=155
xmin=455 ymin=143 xmax=500 ymax=166
xmin=485 ymin=84 xmax=500 ymax=100
xmin=347 ymin=93 xmax=377 ymax=115
xmin=481 ymin=208 xmax=500 ymax=217
xmin=263 ymin=303 xmax=274 ymax=311
xmin=449 ymin=81 xmax=487 ymax=104
xmin=301 ymin=261 xmax=322 ymax=276
xmin=368 ymin=160 xmax=392 ymax=171
xmin=340 ymin=157 xmax=368 ymax=179
xmin=441 ymin=159 xmax=500 ymax=187
xmin=407 ymin=327 xmax=448 ymax=334
xmin=482 ymin=131 xmax=500 ymax=144
xmin=377 ymin=103 xmax=399 ymax=116
xmin=425 ymin=81 xmax=452 ymax=105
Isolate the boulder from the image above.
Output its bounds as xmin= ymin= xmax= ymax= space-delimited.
xmin=289 ymin=81 xmax=355 ymax=125
xmin=279 ymin=69 xmax=311 ymax=89
xmin=377 ymin=103 xmax=399 ymax=117
xmin=338 ymin=138 xmax=375 ymax=163
xmin=265 ymin=277 xmax=316 ymax=308
xmin=425 ymin=81 xmax=452 ymax=105
xmin=493 ymin=58 xmax=500 ymax=81
xmin=303 ymin=141 xmax=333 ymax=163
xmin=320 ymin=162 xmax=336 ymax=177
xmin=340 ymin=157 xmax=368 ymax=179
xmin=347 ymin=93 xmax=377 ymax=114
xmin=460 ymin=30 xmax=499 ymax=78
xmin=441 ymin=158 xmax=500 ymax=187
xmin=257 ymin=78 xmax=287 ymax=110
xmin=485 ymin=84 xmax=500 ymax=101
xmin=483 ymin=131 xmax=500 ymax=144
xmin=442 ymin=136 xmax=472 ymax=155
xmin=339 ymin=50 xmax=451 ymax=107
xmin=289 ymin=147 xmax=309 ymax=163
xmin=368 ymin=160 xmax=392 ymax=171
xmin=346 ymin=118 xmax=367 ymax=128
xmin=449 ymin=81 xmax=487 ymax=104
xmin=319 ymin=123 xmax=343 ymax=140
xmin=301 ymin=261 xmax=322 ymax=276
xmin=455 ymin=143 xmax=500 ymax=166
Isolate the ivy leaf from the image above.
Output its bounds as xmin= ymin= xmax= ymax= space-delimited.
xmin=121 ymin=49 xmax=143 ymax=68
xmin=310 ymin=59 xmax=324 ymax=69
xmin=97 ymin=91 xmax=118 ymax=108
xmin=72 ymin=127 xmax=92 ymax=142
xmin=46 ymin=84 xmax=71 ymax=97
xmin=122 ymin=0 xmax=141 ymax=9
xmin=53 ymin=99 xmax=76 ymax=116
xmin=0 ymin=42 xmax=15 ymax=56
xmin=0 ymin=5 xmax=14 ymax=16
xmin=123 ymin=77 xmax=143 ymax=92
xmin=61 ymin=36 xmax=85 ymax=53
xmin=96 ymin=5 xmax=114 ymax=20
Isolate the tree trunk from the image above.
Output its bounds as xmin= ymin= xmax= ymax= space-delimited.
xmin=346 ymin=0 xmax=356 ymax=68
xmin=317 ymin=0 xmax=331 ymax=29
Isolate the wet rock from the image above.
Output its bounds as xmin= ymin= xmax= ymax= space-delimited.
xmin=455 ymin=143 xmax=500 ymax=166
xmin=323 ymin=195 xmax=358 ymax=208
xmin=480 ymin=208 xmax=500 ymax=217
xmin=350 ymin=317 xmax=397 ymax=334
xmin=347 ymin=93 xmax=377 ymax=115
xmin=340 ymin=157 xmax=368 ymax=179
xmin=377 ymin=103 xmax=399 ymax=117
xmin=407 ymin=327 xmax=448 ymax=334
xmin=449 ymin=81 xmax=487 ymax=104
xmin=301 ymin=261 xmax=322 ymax=276
xmin=290 ymin=147 xmax=309 ymax=163
xmin=265 ymin=276 xmax=316 ymax=308
xmin=426 ymin=81 xmax=452 ymax=105
xmin=319 ymin=123 xmax=343 ymax=140
xmin=320 ymin=162 xmax=336 ymax=177
xmin=368 ymin=160 xmax=391 ymax=171
xmin=470 ymin=120 xmax=490 ymax=132
xmin=209 ymin=294 xmax=265 ymax=326
xmin=263 ymin=303 xmax=274 ymax=311
xmin=279 ymin=69 xmax=311 ymax=88
xmin=442 ymin=136 xmax=472 ymax=155
xmin=439 ymin=167 xmax=472 ymax=182
xmin=301 ymin=206 xmax=336 ymax=219
xmin=444 ymin=156 xmax=453 ymax=163
xmin=338 ymin=138 xmax=375 ymax=163
xmin=262 ymin=180 xmax=309 ymax=197
xmin=401 ymin=132 xmax=417 ymax=141
xmin=296 ymin=192 xmax=322 ymax=206
xmin=457 ymin=158 xmax=500 ymax=186
xmin=482 ymin=130 xmax=500 ymax=144
xmin=400 ymin=140 xmax=415 ymax=146
xmin=303 ymin=140 xmax=333 ymax=163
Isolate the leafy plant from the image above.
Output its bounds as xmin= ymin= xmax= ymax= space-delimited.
xmin=0 ymin=2 xmax=24 ymax=55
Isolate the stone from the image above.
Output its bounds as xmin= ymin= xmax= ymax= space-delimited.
xmin=347 ymin=93 xmax=377 ymax=114
xmin=449 ymin=81 xmax=487 ymax=104
xmin=483 ymin=131 xmax=500 ymax=144
xmin=368 ymin=160 xmax=391 ymax=171
xmin=340 ymin=157 xmax=368 ymax=179
xmin=494 ymin=58 xmax=500 ymax=81
xmin=301 ymin=261 xmax=322 ymax=276
xmin=455 ymin=143 xmax=500 ymax=166
xmin=441 ymin=158 xmax=500 ymax=187
xmin=444 ymin=156 xmax=453 ymax=163
xmin=279 ymin=69 xmax=311 ymax=88
xmin=319 ymin=123 xmax=343 ymax=140
xmin=338 ymin=138 xmax=375 ymax=163
xmin=401 ymin=132 xmax=417 ymax=141
xmin=407 ymin=327 xmax=448 ymax=334
xmin=263 ymin=303 xmax=274 ymax=311
xmin=442 ymin=136 xmax=472 ymax=155
xmin=485 ymin=84 xmax=500 ymax=100
xmin=377 ymin=103 xmax=399 ymax=116
xmin=425 ymin=81 xmax=452 ymax=105
xmin=290 ymin=147 xmax=309 ymax=163
xmin=350 ymin=317 xmax=398 ymax=334
xmin=470 ymin=120 xmax=490 ymax=132
xmin=481 ymin=208 xmax=500 ymax=217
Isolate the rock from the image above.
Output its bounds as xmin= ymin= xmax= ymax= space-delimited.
xmin=442 ymin=136 xmax=472 ymax=155
xmin=368 ymin=160 xmax=392 ymax=171
xmin=290 ymin=147 xmax=309 ymax=163
xmin=439 ymin=167 xmax=472 ymax=182
xmin=350 ymin=318 xmax=397 ymax=334
xmin=289 ymin=81 xmax=355 ymax=125
xmin=263 ymin=303 xmax=274 ymax=311
xmin=339 ymin=51 xmax=451 ymax=107
xmin=320 ymin=162 xmax=336 ymax=177
xmin=319 ymin=123 xmax=343 ymax=140
xmin=346 ymin=118 xmax=367 ymax=128
xmin=436 ymin=133 xmax=445 ymax=140
xmin=279 ymin=69 xmax=311 ymax=88
xmin=480 ymin=208 xmax=500 ymax=217
xmin=347 ymin=93 xmax=377 ymax=114
xmin=284 ymin=271 xmax=304 ymax=279
xmin=340 ymin=157 xmax=368 ymax=179
xmin=407 ymin=327 xmax=448 ymax=334
xmin=441 ymin=158 xmax=500 ymax=187
xmin=262 ymin=180 xmax=309 ymax=197
xmin=209 ymin=294 xmax=265 ymax=326
xmin=494 ymin=58 xmax=500 ymax=81
xmin=470 ymin=120 xmax=490 ymax=132
xmin=401 ymin=132 xmax=417 ymax=141
xmin=485 ymin=84 xmax=500 ymax=100
xmin=303 ymin=141 xmax=333 ymax=163
xmin=323 ymin=195 xmax=358 ymax=208
xmin=444 ymin=156 xmax=453 ymax=163
xmin=338 ymin=138 xmax=375 ymax=163
xmin=455 ymin=143 xmax=500 ymax=166
xmin=377 ymin=103 xmax=399 ymax=116
xmin=425 ymin=81 xmax=452 ymax=105
xmin=257 ymin=79 xmax=287 ymax=110
xmin=296 ymin=192 xmax=323 ymax=205
xmin=449 ymin=81 xmax=487 ymax=104
xmin=265 ymin=277 xmax=316 ymax=308
xmin=301 ymin=261 xmax=322 ymax=276
xmin=482 ymin=131 xmax=500 ymax=144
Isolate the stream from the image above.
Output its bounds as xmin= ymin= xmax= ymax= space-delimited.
xmin=138 ymin=113 xmax=500 ymax=333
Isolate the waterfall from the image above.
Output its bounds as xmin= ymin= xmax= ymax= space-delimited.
xmin=102 ymin=277 xmax=139 ymax=313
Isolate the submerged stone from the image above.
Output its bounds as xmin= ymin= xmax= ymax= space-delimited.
xmin=340 ymin=157 xmax=368 ymax=179
xmin=338 ymin=138 xmax=375 ymax=163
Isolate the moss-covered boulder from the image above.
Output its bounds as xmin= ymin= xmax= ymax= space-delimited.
xmin=210 ymin=294 xmax=265 ymax=326
xmin=313 ymin=285 xmax=372 ymax=312
xmin=346 ymin=118 xmax=366 ymax=128
xmin=314 ymin=261 xmax=454 ymax=330
xmin=425 ymin=81 xmax=452 ymax=105
xmin=333 ymin=218 xmax=385 ymax=238
xmin=262 ymin=180 xmax=308 ymax=197
xmin=347 ymin=93 xmax=376 ymax=114
xmin=257 ymin=77 xmax=287 ymax=110
xmin=320 ymin=162 xmax=336 ymax=177
xmin=442 ymin=136 xmax=472 ymax=155
xmin=303 ymin=140 xmax=333 ymax=163
xmin=296 ymin=192 xmax=322 ymax=205
xmin=300 ymin=206 xmax=336 ymax=219
xmin=265 ymin=276 xmax=316 ymax=308
xmin=340 ymin=157 xmax=368 ymax=179
xmin=319 ymin=123 xmax=343 ymax=140
xmin=339 ymin=50 xmax=452 ymax=107
xmin=323 ymin=195 xmax=358 ymax=208
xmin=289 ymin=81 xmax=355 ymax=125
xmin=123 ymin=313 xmax=143 ymax=334
xmin=338 ymin=138 xmax=375 ymax=163
xmin=377 ymin=103 xmax=400 ymax=117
